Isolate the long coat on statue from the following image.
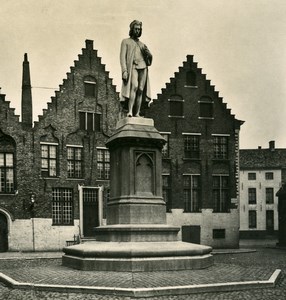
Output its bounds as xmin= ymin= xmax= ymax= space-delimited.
xmin=120 ymin=38 xmax=152 ymax=110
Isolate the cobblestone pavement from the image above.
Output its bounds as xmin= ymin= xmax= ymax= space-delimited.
xmin=0 ymin=248 xmax=285 ymax=299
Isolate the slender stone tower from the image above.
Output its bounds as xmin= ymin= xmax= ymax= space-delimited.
xmin=21 ymin=53 xmax=33 ymax=129
xmin=63 ymin=117 xmax=213 ymax=271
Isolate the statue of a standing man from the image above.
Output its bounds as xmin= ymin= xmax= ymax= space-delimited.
xmin=120 ymin=20 xmax=153 ymax=117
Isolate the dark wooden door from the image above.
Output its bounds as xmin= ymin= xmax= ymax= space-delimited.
xmin=0 ymin=214 xmax=8 ymax=252
xmin=83 ymin=189 xmax=99 ymax=237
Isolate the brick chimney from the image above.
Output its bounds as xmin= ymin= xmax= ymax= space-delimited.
xmin=21 ymin=53 xmax=33 ymax=128
xmin=85 ymin=39 xmax=94 ymax=50
xmin=269 ymin=140 xmax=275 ymax=151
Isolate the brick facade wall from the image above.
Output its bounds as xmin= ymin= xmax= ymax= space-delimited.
xmin=0 ymin=42 xmax=242 ymax=250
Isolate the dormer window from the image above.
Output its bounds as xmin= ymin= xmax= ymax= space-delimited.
xmin=84 ymin=76 xmax=96 ymax=97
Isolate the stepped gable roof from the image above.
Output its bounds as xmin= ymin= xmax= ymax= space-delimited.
xmin=35 ymin=39 xmax=119 ymax=125
xmin=240 ymin=148 xmax=286 ymax=169
xmin=0 ymin=92 xmax=20 ymax=123
xmin=153 ymin=54 xmax=244 ymax=128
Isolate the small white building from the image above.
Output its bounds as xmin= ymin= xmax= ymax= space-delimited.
xmin=239 ymin=141 xmax=286 ymax=239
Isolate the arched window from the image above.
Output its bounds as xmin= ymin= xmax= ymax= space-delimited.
xmin=84 ymin=75 xmax=96 ymax=97
xmin=186 ymin=71 xmax=196 ymax=86
xmin=0 ymin=132 xmax=16 ymax=193
xmin=199 ymin=96 xmax=213 ymax=118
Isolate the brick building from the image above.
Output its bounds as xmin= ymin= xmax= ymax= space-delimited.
xmin=0 ymin=40 xmax=121 ymax=251
xmin=239 ymin=141 xmax=286 ymax=239
xmin=0 ymin=40 xmax=243 ymax=251
xmin=145 ymin=55 xmax=243 ymax=248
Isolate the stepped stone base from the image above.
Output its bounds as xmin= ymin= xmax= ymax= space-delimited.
xmin=62 ymin=241 xmax=213 ymax=272
xmin=62 ymin=117 xmax=214 ymax=272
xmin=94 ymin=224 xmax=180 ymax=242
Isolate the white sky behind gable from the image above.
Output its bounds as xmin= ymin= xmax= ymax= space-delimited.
xmin=0 ymin=0 xmax=286 ymax=149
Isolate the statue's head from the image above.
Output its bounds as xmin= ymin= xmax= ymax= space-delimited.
xmin=129 ymin=20 xmax=142 ymax=38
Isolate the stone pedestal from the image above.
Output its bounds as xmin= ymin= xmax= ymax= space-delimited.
xmin=62 ymin=117 xmax=213 ymax=271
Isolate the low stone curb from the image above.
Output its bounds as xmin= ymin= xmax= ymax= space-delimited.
xmin=0 ymin=269 xmax=281 ymax=297
xmin=212 ymin=249 xmax=257 ymax=255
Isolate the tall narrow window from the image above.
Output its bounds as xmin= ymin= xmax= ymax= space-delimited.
xmin=248 ymin=188 xmax=257 ymax=204
xmin=199 ymin=96 xmax=213 ymax=118
xmin=266 ymin=188 xmax=274 ymax=204
xmin=0 ymin=134 xmax=16 ymax=193
xmin=52 ymin=188 xmax=73 ymax=225
xmin=213 ymin=175 xmax=229 ymax=212
xmin=0 ymin=153 xmax=14 ymax=193
xmin=184 ymin=134 xmax=200 ymax=159
xmin=169 ymin=95 xmax=184 ymax=117
xmin=97 ymin=148 xmax=110 ymax=180
xmin=67 ymin=146 xmax=83 ymax=178
xmin=183 ymin=175 xmax=201 ymax=212
xmin=84 ymin=76 xmax=96 ymax=97
xmin=213 ymin=136 xmax=228 ymax=159
xmin=41 ymin=143 xmax=58 ymax=177
xmin=249 ymin=210 xmax=257 ymax=229
xmin=160 ymin=133 xmax=170 ymax=158
xmin=162 ymin=175 xmax=171 ymax=212
xmin=79 ymin=111 xmax=101 ymax=132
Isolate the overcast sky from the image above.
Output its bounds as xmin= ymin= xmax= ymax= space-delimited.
xmin=0 ymin=0 xmax=286 ymax=149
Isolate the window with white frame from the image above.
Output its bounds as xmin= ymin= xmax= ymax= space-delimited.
xmin=213 ymin=136 xmax=228 ymax=159
xmin=67 ymin=146 xmax=83 ymax=178
xmin=52 ymin=188 xmax=73 ymax=225
xmin=97 ymin=148 xmax=110 ymax=180
xmin=0 ymin=153 xmax=14 ymax=193
xmin=41 ymin=143 xmax=58 ymax=177
xmin=213 ymin=175 xmax=229 ymax=212
xmin=183 ymin=175 xmax=201 ymax=212
xmin=0 ymin=134 xmax=16 ymax=193
xmin=183 ymin=134 xmax=200 ymax=159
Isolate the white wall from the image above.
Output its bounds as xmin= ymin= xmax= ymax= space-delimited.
xmin=9 ymin=218 xmax=80 ymax=251
xmin=240 ymin=169 xmax=280 ymax=231
xmin=166 ymin=208 xmax=239 ymax=248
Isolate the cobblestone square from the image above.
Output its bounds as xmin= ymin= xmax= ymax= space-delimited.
xmin=0 ymin=247 xmax=285 ymax=299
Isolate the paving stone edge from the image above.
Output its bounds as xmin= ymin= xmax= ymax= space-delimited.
xmin=0 ymin=269 xmax=282 ymax=297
